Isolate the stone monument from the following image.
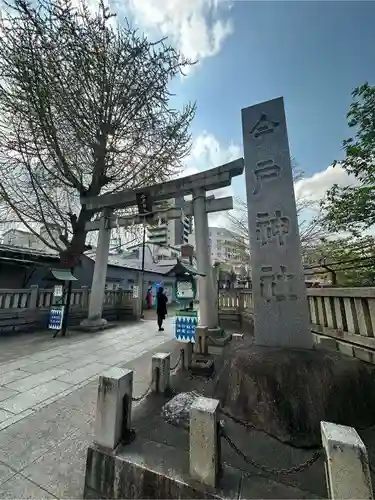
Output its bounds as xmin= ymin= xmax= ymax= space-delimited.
xmin=213 ymin=98 xmax=375 ymax=448
xmin=241 ymin=97 xmax=313 ymax=349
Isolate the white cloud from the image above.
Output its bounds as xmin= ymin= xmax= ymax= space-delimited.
xmin=123 ymin=0 xmax=233 ymax=64
xmin=295 ymin=164 xmax=359 ymax=203
xmin=182 ymin=132 xmax=241 ymax=227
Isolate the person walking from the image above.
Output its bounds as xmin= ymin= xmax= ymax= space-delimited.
xmin=146 ymin=287 xmax=153 ymax=309
xmin=156 ymin=286 xmax=168 ymax=331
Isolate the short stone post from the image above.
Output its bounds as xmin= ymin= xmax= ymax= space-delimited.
xmin=321 ymin=421 xmax=373 ymax=500
xmin=183 ymin=343 xmax=193 ymax=370
xmin=195 ymin=326 xmax=208 ymax=355
xmin=190 ymin=397 xmax=220 ymax=488
xmin=29 ymin=285 xmax=39 ymax=309
xmin=94 ymin=367 xmax=133 ymax=450
xmin=151 ymin=353 xmax=170 ymax=393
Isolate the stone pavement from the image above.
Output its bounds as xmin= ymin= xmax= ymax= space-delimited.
xmin=0 ymin=317 xmax=180 ymax=499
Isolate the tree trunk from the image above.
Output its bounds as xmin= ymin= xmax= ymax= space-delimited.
xmin=59 ymin=207 xmax=92 ymax=268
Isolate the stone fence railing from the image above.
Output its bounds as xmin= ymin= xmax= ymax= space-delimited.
xmin=218 ymin=289 xmax=253 ymax=327
xmin=0 ymin=285 xmax=134 ymax=334
xmin=306 ymin=287 xmax=375 ymax=359
xmin=0 ymin=286 xmax=133 ymax=310
xmin=218 ymin=287 xmax=375 ymax=362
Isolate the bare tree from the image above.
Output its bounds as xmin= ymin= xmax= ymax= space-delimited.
xmin=0 ymin=0 xmax=195 ymax=266
xmin=227 ymin=167 xmax=327 ymax=260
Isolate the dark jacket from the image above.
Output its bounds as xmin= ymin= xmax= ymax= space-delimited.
xmin=156 ymin=291 xmax=168 ymax=317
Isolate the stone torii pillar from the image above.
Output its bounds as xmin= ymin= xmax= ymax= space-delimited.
xmin=81 ymin=208 xmax=112 ymax=329
xmin=192 ymin=190 xmax=218 ymax=330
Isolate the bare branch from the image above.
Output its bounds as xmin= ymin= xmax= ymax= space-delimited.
xmin=0 ymin=0 xmax=195 ymax=266
xmin=227 ymin=165 xmax=328 ymax=263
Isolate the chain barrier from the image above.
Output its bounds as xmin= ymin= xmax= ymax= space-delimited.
xmin=170 ymin=350 xmax=183 ymax=372
xmin=220 ymin=408 xmax=325 ymax=452
xmin=220 ymin=408 xmax=257 ymax=430
xmin=221 ymin=426 xmax=322 ymax=475
xmin=207 ymin=335 xmax=224 ymax=347
xmin=131 ymin=380 xmax=153 ymax=402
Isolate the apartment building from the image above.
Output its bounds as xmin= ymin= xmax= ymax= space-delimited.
xmin=189 ymin=226 xmax=249 ymax=272
xmin=147 ymin=197 xmax=192 ymax=249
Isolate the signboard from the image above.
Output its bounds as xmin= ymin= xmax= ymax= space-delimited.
xmin=136 ymin=191 xmax=153 ymax=222
xmin=175 ymin=310 xmax=197 ymax=343
xmin=48 ymin=306 xmax=64 ymax=330
xmin=132 ymin=285 xmax=139 ymax=299
xmin=176 ymin=280 xmax=194 ymax=300
xmin=53 ymin=285 xmax=63 ymax=298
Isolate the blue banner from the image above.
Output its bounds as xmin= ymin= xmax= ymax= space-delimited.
xmin=48 ymin=307 xmax=64 ymax=330
xmin=175 ymin=310 xmax=197 ymax=343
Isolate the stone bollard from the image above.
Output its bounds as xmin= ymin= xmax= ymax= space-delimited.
xmin=94 ymin=367 xmax=133 ymax=450
xmin=321 ymin=421 xmax=373 ymax=500
xmin=183 ymin=343 xmax=193 ymax=370
xmin=195 ymin=326 xmax=208 ymax=356
xmin=151 ymin=353 xmax=170 ymax=393
xmin=189 ymin=397 xmax=220 ymax=488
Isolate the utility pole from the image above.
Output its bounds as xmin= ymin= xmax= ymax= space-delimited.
xmin=140 ymin=223 xmax=146 ymax=319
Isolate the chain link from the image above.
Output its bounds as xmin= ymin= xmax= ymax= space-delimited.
xmin=207 ymin=335 xmax=224 ymax=347
xmin=221 ymin=428 xmax=322 ymax=475
xmin=170 ymin=350 xmax=183 ymax=372
xmin=220 ymin=408 xmax=257 ymax=430
xmin=131 ymin=381 xmax=153 ymax=402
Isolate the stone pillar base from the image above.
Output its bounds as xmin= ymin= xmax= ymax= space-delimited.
xmin=206 ymin=328 xmax=232 ymax=347
xmin=207 ymin=327 xmax=223 ymax=337
xmin=80 ymin=317 xmax=108 ymax=331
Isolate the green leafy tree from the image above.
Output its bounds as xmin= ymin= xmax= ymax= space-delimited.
xmin=303 ymin=236 xmax=375 ymax=287
xmin=322 ymin=83 xmax=375 ymax=234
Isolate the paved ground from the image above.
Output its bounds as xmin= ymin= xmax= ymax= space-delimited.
xmin=0 ymin=317 xmax=179 ymax=499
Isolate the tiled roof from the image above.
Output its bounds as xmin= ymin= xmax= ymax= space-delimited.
xmin=0 ymin=244 xmax=59 ymax=260
xmin=86 ymin=253 xmax=173 ymax=275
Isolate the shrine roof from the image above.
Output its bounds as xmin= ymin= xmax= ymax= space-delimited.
xmin=164 ymin=261 xmax=205 ymax=277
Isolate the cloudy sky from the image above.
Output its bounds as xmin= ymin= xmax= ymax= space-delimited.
xmin=121 ymin=1 xmax=372 ymax=226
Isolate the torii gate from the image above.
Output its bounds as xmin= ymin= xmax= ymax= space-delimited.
xmin=80 ymin=158 xmax=244 ymax=330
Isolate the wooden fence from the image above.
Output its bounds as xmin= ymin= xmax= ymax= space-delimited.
xmin=0 ymin=285 xmax=134 ymax=334
xmin=218 ymin=287 xmax=375 ymax=364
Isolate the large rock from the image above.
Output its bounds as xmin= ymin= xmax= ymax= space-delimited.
xmin=213 ymin=345 xmax=375 ymax=447
xmin=161 ymin=391 xmax=203 ymax=429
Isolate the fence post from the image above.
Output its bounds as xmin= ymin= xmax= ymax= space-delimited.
xmin=190 ymin=397 xmax=220 ymax=488
xmin=151 ymin=353 xmax=170 ymax=393
xmin=195 ymin=326 xmax=208 ymax=355
xmin=94 ymin=367 xmax=133 ymax=450
xmin=29 ymin=285 xmax=39 ymax=309
xmin=81 ymin=286 xmax=89 ymax=309
xmin=321 ymin=421 xmax=373 ymax=500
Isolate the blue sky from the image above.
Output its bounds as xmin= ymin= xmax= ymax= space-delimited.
xmin=122 ymin=0 xmax=373 ymax=219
